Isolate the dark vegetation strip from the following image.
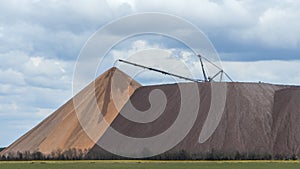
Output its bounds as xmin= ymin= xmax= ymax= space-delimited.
xmin=0 ymin=148 xmax=5 ymax=152
xmin=1 ymin=161 xmax=300 ymax=169
xmin=1 ymin=148 xmax=298 ymax=160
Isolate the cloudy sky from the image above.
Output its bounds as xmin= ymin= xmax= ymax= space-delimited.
xmin=1 ymin=0 xmax=300 ymax=147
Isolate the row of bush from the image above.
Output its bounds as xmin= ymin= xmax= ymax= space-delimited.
xmin=1 ymin=148 xmax=89 ymax=160
xmin=1 ymin=148 xmax=298 ymax=160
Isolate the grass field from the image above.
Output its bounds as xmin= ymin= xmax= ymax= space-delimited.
xmin=0 ymin=160 xmax=300 ymax=169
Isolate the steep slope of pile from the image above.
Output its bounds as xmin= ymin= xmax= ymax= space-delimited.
xmin=179 ymin=83 xmax=284 ymax=155
xmin=0 ymin=67 xmax=141 ymax=155
xmin=272 ymin=87 xmax=300 ymax=156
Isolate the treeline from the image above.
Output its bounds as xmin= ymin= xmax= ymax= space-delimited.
xmin=0 ymin=147 xmax=5 ymax=152
xmin=148 ymin=150 xmax=299 ymax=160
xmin=1 ymin=148 xmax=89 ymax=160
xmin=1 ymin=148 xmax=299 ymax=160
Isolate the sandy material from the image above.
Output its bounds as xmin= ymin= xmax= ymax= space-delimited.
xmin=1 ymin=67 xmax=141 ymax=155
xmin=2 ymin=68 xmax=300 ymax=157
xmin=92 ymin=82 xmax=300 ymax=156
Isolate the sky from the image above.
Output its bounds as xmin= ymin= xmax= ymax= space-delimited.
xmin=0 ymin=0 xmax=300 ymax=147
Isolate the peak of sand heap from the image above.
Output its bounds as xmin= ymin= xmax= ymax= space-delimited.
xmin=1 ymin=67 xmax=141 ymax=155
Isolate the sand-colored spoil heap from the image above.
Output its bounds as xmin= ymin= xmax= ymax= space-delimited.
xmin=1 ymin=67 xmax=141 ymax=155
xmin=2 ymin=67 xmax=300 ymax=158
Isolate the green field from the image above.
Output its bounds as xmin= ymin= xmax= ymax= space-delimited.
xmin=0 ymin=160 xmax=300 ymax=169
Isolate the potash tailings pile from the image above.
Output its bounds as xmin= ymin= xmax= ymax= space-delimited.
xmin=1 ymin=67 xmax=300 ymax=160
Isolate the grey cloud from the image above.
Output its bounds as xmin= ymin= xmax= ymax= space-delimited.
xmin=0 ymin=0 xmax=118 ymax=60
xmin=0 ymin=0 xmax=113 ymax=32
xmin=133 ymin=0 xmax=300 ymax=50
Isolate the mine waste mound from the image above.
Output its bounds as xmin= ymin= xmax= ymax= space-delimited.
xmin=1 ymin=67 xmax=300 ymax=160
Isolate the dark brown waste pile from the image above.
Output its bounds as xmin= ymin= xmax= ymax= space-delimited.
xmin=1 ymin=67 xmax=300 ymax=158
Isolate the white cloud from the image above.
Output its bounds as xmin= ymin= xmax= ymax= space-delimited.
xmin=0 ymin=21 xmax=92 ymax=60
xmin=133 ymin=0 xmax=253 ymax=28
xmin=222 ymin=60 xmax=300 ymax=85
xmin=0 ymin=54 xmax=73 ymax=146
xmin=0 ymin=51 xmax=29 ymax=69
xmin=109 ymin=38 xmax=300 ymax=85
xmin=106 ymin=0 xmax=134 ymax=17
xmin=30 ymin=57 xmax=42 ymax=67
xmin=109 ymin=39 xmax=217 ymax=84
xmin=235 ymin=6 xmax=300 ymax=49
xmin=0 ymin=102 xmax=19 ymax=115
xmin=35 ymin=108 xmax=55 ymax=118
xmin=0 ymin=69 xmax=25 ymax=86
xmin=23 ymin=56 xmax=73 ymax=78
xmin=129 ymin=0 xmax=300 ymax=49
xmin=0 ymin=26 xmax=3 ymax=38
xmin=112 ymin=40 xmax=160 ymax=58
